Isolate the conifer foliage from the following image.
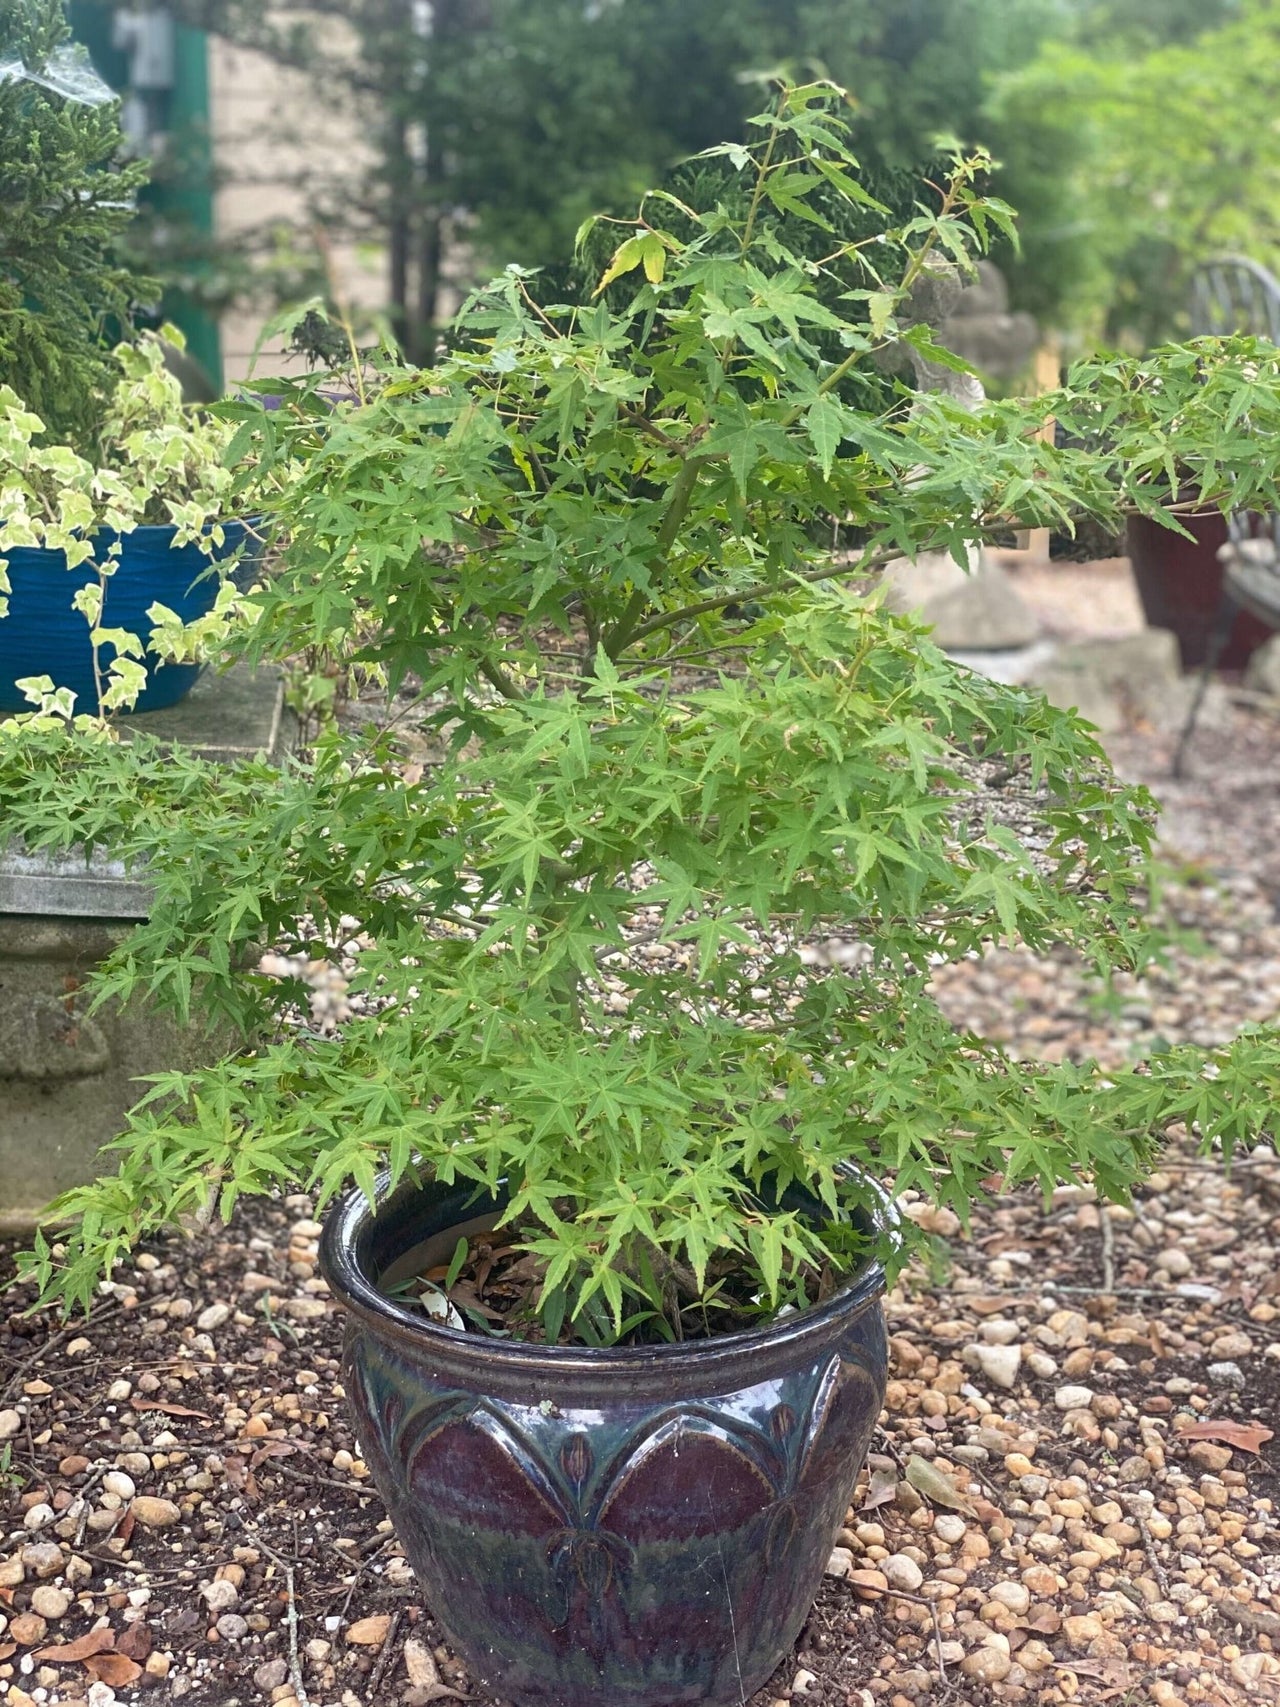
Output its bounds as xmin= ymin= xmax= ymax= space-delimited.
xmin=0 ymin=0 xmax=150 ymax=449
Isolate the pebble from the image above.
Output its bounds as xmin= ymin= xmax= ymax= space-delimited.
xmin=1063 ymin=1611 xmax=1105 ymax=1646
xmin=105 ymin=1379 xmax=132 ymax=1402
xmin=933 ymin=1514 xmax=967 ymax=1544
xmin=253 ymin=1659 xmax=288 ymax=1692
xmin=847 ymin=1569 xmax=889 ymax=1598
xmin=29 ymin=1585 xmax=69 ymax=1620
xmin=9 ymin=1612 xmax=47 ymax=1645
xmin=0 ymin=1409 xmax=21 ymax=1440
xmin=197 ymin=1302 xmax=231 ymax=1333
xmin=0 ymin=1555 xmax=25 ymax=1587
xmin=202 ymin=1578 xmax=239 ymax=1612
xmin=978 ymin=1317 xmax=1021 ymax=1345
xmin=280 ymin=1297 xmax=328 ymax=1321
xmin=22 ymin=1503 xmax=54 ymax=1531
xmin=19 ymin=1543 xmax=64 ymax=1579
xmin=883 ymin=1553 xmax=924 ymax=1593
xmin=1207 ymin=1360 xmax=1246 ymax=1388
xmin=988 ymin=1580 xmax=1031 ymax=1614
xmin=216 ymin=1612 xmax=249 ymax=1640
xmin=961 ymin=1647 xmax=1012 ymax=1682
xmin=346 ymin=1613 xmax=392 ymax=1645
xmin=824 ymin=1548 xmax=854 ymax=1578
xmin=973 ymin=1342 xmax=1021 ymax=1389
xmin=1210 ymin=1330 xmax=1253 ymax=1359
xmin=102 ymin=1471 xmax=136 ymax=1500
xmin=1155 ymin=1247 xmax=1192 ymax=1276
xmin=1054 ymin=1384 xmax=1094 ymax=1411
xmin=130 ymin=1496 xmax=181 ymax=1528
xmin=1188 ymin=1441 xmax=1233 ymax=1472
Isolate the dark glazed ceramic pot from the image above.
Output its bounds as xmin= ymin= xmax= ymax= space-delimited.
xmin=1127 ymin=512 xmax=1273 ymax=670
xmin=320 ymin=1173 xmax=895 ymax=1707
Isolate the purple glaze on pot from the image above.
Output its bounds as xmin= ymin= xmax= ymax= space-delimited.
xmin=320 ymin=1173 xmax=893 ymax=1707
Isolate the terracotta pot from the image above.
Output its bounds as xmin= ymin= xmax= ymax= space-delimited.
xmin=320 ymin=1173 xmax=894 ymax=1707
xmin=1126 ymin=512 xmax=1273 ymax=669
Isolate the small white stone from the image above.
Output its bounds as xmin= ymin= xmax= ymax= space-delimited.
xmin=974 ymin=1343 xmax=1022 ymax=1390
xmin=1054 ymin=1384 xmax=1094 ymax=1411
xmin=1023 ymin=1349 xmax=1058 ymax=1379
xmin=105 ymin=1379 xmax=132 ymax=1403
xmin=201 ymin=1578 xmax=239 ymax=1613
xmin=0 ymin=1409 xmax=21 ymax=1441
xmin=23 ymin=1503 xmax=55 ymax=1531
xmin=825 ymin=1547 xmax=854 ymax=1578
xmin=102 ymin=1472 xmax=135 ymax=1500
xmin=989 ymin=1580 xmax=1031 ymax=1615
xmin=791 ymin=1669 xmax=817 ymax=1695
xmin=1154 ymin=1248 xmax=1192 ymax=1277
xmin=196 ymin=1303 xmax=231 ymax=1334
xmin=978 ymin=1318 xmax=1021 ymax=1345
xmin=883 ymin=1553 xmax=924 ymax=1593
xmin=933 ymin=1514 xmax=967 ymax=1544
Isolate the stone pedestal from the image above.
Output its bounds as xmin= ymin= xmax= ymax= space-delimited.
xmin=0 ymin=664 xmax=292 ymax=1232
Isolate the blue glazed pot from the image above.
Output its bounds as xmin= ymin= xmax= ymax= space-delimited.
xmin=0 ymin=518 xmax=260 ymax=715
xmin=320 ymin=1173 xmax=894 ymax=1707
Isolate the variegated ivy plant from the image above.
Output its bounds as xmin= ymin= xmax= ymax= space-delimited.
xmin=0 ymin=329 xmax=252 ymax=718
xmin=8 ymin=83 xmax=1280 ymax=1340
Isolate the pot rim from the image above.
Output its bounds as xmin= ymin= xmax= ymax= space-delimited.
xmin=319 ymin=1165 xmax=901 ymax=1379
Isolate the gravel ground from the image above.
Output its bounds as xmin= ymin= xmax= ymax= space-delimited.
xmin=4 ymin=577 xmax=1280 ymax=1707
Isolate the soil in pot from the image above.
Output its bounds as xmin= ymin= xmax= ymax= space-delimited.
xmin=320 ymin=1174 xmax=894 ymax=1707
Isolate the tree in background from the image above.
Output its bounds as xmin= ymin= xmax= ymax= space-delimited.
xmin=0 ymin=0 xmax=150 ymax=447
xmin=988 ymin=0 xmax=1270 ymax=347
xmin=101 ymin=0 xmax=1065 ymax=361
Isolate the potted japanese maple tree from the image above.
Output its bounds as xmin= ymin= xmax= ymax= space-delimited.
xmin=9 ymin=84 xmax=1280 ymax=1707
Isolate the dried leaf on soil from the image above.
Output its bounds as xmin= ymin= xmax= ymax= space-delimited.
xmin=33 ymin=1629 xmax=116 ymax=1663
xmin=903 ymin=1454 xmax=976 ymax=1514
xmin=250 ymin=1439 xmax=298 ymax=1467
xmin=116 ymin=1621 xmax=152 ymax=1662
xmin=1176 ymin=1418 xmax=1274 ymax=1454
xmin=129 ymin=1399 xmax=212 ymax=1419
xmin=859 ymin=1465 xmax=897 ymax=1512
xmin=84 ymin=1652 xmax=143 ymax=1687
